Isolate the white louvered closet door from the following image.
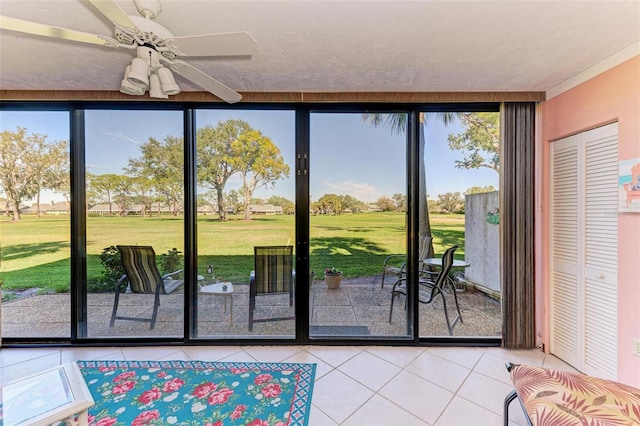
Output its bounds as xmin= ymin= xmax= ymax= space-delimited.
xmin=550 ymin=122 xmax=618 ymax=380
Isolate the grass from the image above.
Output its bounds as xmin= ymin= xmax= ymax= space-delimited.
xmin=0 ymin=212 xmax=465 ymax=291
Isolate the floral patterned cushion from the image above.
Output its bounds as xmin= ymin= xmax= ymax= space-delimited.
xmin=509 ymin=364 xmax=640 ymax=425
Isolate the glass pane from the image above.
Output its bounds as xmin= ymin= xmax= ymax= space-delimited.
xmin=194 ymin=110 xmax=296 ymax=338
xmin=85 ymin=110 xmax=184 ymax=338
xmin=1 ymin=111 xmax=71 ymax=338
xmin=309 ymin=112 xmax=409 ymax=339
xmin=420 ymin=112 xmax=502 ymax=337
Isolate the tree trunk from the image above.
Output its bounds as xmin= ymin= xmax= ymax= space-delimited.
xmin=216 ymin=185 xmax=226 ymax=221
xmin=243 ymin=192 xmax=251 ymax=221
xmin=36 ymin=190 xmax=41 ymax=217
xmin=419 ymin=122 xmax=435 ymax=259
xmin=11 ymin=197 xmax=21 ymax=221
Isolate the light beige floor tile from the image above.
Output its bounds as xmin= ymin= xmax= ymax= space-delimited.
xmin=284 ymin=349 xmax=334 ymax=380
xmin=365 ymin=346 xmax=426 ymax=368
xmin=456 ymin=371 xmax=515 ymax=416
xmin=405 ymin=351 xmax=471 ymax=392
xmin=219 ymin=349 xmax=258 ymax=363
xmin=313 ymin=369 xmax=375 ymax=424
xmin=0 ymin=347 xmax=60 ymax=368
xmin=426 ymin=346 xmax=486 ymax=369
xmin=338 ymin=351 xmax=402 ymax=391
xmin=308 ymin=404 xmax=339 ymax=426
xmin=158 ymin=350 xmax=191 ymax=361
xmin=121 ymin=346 xmax=185 ymax=361
xmin=60 ymin=347 xmax=124 ymax=363
xmin=242 ymin=345 xmax=304 ymax=362
xmin=379 ymin=370 xmax=454 ymax=425
xmin=182 ymin=345 xmax=245 ymax=361
xmin=344 ymin=394 xmax=428 ymax=426
xmin=0 ymin=352 xmax=62 ymax=384
xmin=435 ymin=395 xmax=503 ymax=426
xmin=305 ymin=346 xmax=364 ymax=367
xmin=542 ymin=354 xmax=581 ymax=373
xmin=486 ymin=348 xmax=545 ymax=367
xmin=473 ymin=351 xmax=514 ymax=385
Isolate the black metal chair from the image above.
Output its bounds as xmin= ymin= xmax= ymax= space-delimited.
xmin=388 ymin=245 xmax=462 ymax=335
xmin=381 ymin=235 xmax=432 ymax=288
xmin=110 ymin=245 xmax=183 ymax=330
xmin=248 ymin=245 xmax=295 ymax=331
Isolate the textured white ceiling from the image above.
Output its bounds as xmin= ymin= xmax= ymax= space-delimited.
xmin=1 ymin=0 xmax=639 ymax=95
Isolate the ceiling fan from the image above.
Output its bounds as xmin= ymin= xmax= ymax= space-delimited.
xmin=0 ymin=0 xmax=257 ymax=103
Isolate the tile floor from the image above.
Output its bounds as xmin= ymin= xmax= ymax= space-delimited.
xmin=0 ymin=344 xmax=579 ymax=425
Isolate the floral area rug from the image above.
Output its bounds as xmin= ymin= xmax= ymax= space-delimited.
xmin=77 ymin=360 xmax=316 ymax=426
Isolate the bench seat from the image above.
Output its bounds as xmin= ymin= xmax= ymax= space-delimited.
xmin=504 ymin=363 xmax=640 ymax=426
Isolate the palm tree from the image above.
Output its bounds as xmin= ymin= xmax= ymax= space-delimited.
xmin=362 ymin=112 xmax=455 ymax=258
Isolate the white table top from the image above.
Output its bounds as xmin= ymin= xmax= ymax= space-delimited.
xmin=425 ymin=258 xmax=470 ymax=268
xmin=199 ymin=282 xmax=234 ymax=295
xmin=1 ymin=362 xmax=94 ymax=426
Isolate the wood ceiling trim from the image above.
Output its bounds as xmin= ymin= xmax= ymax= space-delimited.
xmin=0 ymin=90 xmax=545 ymax=103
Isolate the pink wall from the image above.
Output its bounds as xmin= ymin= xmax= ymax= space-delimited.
xmin=539 ymin=56 xmax=640 ymax=386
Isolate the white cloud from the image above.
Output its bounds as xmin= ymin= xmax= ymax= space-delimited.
xmin=103 ymin=131 xmax=143 ymax=146
xmin=323 ymin=180 xmax=377 ymax=201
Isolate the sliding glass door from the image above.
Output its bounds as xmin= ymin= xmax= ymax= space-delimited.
xmin=193 ymin=109 xmax=296 ymax=339
xmin=418 ymin=111 xmax=502 ymax=338
xmin=0 ymin=111 xmax=71 ymax=338
xmin=308 ymin=112 xmax=410 ymax=339
xmin=85 ymin=110 xmax=185 ymax=338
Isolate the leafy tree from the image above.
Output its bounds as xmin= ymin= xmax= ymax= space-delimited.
xmin=231 ymin=129 xmax=290 ymax=220
xmin=464 ymin=185 xmax=496 ymax=195
xmin=226 ymin=189 xmax=242 ymax=214
xmin=376 ymin=195 xmax=396 ymax=212
xmin=339 ymin=194 xmax=365 ymax=213
xmin=113 ymin=175 xmax=133 ymax=216
xmin=438 ymin=192 xmax=464 ymax=213
xmin=90 ymin=173 xmax=124 ymax=215
xmin=448 ymin=112 xmax=500 ymax=173
xmin=197 ymin=120 xmax=251 ymax=221
xmin=31 ymin=138 xmax=68 ymax=216
xmin=317 ymin=193 xmax=343 ymax=215
xmin=392 ymin=193 xmax=406 ymax=211
xmin=268 ymin=195 xmax=294 ymax=214
xmin=0 ymin=127 xmax=68 ymax=221
xmin=362 ymin=113 xmax=454 ymax=258
xmin=129 ymin=176 xmax=154 ymax=217
xmin=127 ymin=135 xmax=184 ymax=216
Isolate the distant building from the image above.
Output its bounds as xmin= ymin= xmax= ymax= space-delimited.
xmin=248 ymin=204 xmax=284 ymax=215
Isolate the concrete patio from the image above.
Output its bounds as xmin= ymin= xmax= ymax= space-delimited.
xmin=1 ymin=275 xmax=501 ymax=340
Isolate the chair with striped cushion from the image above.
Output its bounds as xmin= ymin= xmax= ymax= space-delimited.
xmin=249 ymin=245 xmax=295 ymax=331
xmin=110 ymin=245 xmax=183 ymax=330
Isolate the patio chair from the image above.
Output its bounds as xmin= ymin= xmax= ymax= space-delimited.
xmin=381 ymin=235 xmax=432 ymax=288
xmin=388 ymin=245 xmax=462 ymax=335
xmin=110 ymin=245 xmax=183 ymax=330
xmin=249 ymin=245 xmax=294 ymax=331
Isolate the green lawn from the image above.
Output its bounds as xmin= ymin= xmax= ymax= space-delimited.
xmin=0 ymin=212 xmax=465 ymax=291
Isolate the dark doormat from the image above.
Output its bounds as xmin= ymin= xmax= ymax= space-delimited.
xmin=309 ymin=325 xmax=370 ymax=336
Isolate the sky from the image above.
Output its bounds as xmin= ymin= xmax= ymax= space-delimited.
xmin=1 ymin=109 xmax=498 ymax=204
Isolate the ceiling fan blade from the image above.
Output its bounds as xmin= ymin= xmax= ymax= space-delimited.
xmin=0 ymin=15 xmax=119 ymax=47
xmin=168 ymin=32 xmax=257 ymax=57
xmin=88 ymin=0 xmax=138 ymax=30
xmin=168 ymin=60 xmax=242 ymax=103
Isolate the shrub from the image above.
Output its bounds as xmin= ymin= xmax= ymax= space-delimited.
xmin=96 ymin=245 xmax=124 ymax=292
xmin=161 ymin=248 xmax=183 ymax=275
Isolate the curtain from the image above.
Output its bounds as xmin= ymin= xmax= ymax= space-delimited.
xmin=501 ymin=102 xmax=536 ymax=349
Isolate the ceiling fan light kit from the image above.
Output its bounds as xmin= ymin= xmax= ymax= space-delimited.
xmin=0 ymin=0 xmax=257 ymax=103
xmin=120 ymin=65 xmax=146 ymax=95
xmin=120 ymin=45 xmax=180 ymax=98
